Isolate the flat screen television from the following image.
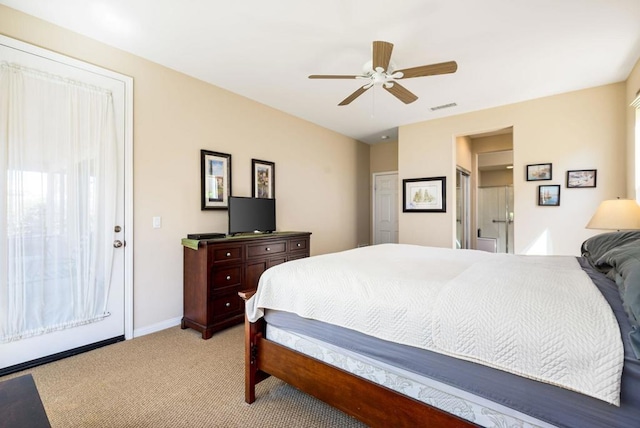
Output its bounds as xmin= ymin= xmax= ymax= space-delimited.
xmin=228 ymin=196 xmax=276 ymax=236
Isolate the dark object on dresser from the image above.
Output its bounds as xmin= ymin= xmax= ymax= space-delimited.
xmin=181 ymin=231 xmax=311 ymax=339
xmin=186 ymin=232 xmax=226 ymax=240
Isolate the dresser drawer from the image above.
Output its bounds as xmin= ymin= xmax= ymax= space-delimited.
xmin=211 ymin=292 xmax=243 ymax=320
xmin=247 ymin=241 xmax=286 ymax=258
xmin=211 ymin=266 xmax=242 ymax=290
xmin=210 ymin=246 xmax=243 ymax=264
xmin=289 ymin=237 xmax=308 ymax=252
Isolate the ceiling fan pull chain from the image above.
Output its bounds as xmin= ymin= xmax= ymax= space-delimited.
xmin=371 ymin=85 xmax=376 ymax=119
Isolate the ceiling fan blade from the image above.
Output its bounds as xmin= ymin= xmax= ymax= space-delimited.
xmin=396 ymin=61 xmax=458 ymax=79
xmin=384 ymin=82 xmax=418 ymax=104
xmin=309 ymin=74 xmax=362 ymax=79
xmin=373 ymin=41 xmax=393 ymax=71
xmin=338 ymin=85 xmax=370 ymax=106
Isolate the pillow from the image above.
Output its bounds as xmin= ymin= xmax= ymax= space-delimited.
xmin=622 ymin=266 xmax=640 ymax=359
xmin=594 ymin=239 xmax=640 ymax=282
xmin=594 ymin=242 xmax=640 ymax=358
xmin=581 ymin=231 xmax=640 ymax=271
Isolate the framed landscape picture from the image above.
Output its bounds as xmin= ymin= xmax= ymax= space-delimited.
xmin=252 ymin=159 xmax=275 ymax=199
xmin=402 ymin=176 xmax=446 ymax=213
xmin=201 ymin=150 xmax=231 ymax=210
xmin=566 ymin=169 xmax=597 ymax=188
xmin=526 ymin=163 xmax=552 ymax=181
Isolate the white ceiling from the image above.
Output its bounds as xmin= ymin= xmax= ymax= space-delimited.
xmin=3 ymin=0 xmax=640 ymax=144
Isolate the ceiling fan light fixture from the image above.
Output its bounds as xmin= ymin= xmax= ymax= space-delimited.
xmin=309 ymin=40 xmax=458 ymax=106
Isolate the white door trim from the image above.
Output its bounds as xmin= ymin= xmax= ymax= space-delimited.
xmin=0 ymin=35 xmax=134 ymax=340
xmin=372 ymin=171 xmax=399 ymax=245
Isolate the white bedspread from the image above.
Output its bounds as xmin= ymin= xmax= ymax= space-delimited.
xmin=246 ymin=244 xmax=624 ymax=405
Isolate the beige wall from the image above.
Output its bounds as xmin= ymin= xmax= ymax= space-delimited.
xmin=455 ymin=136 xmax=472 ymax=172
xmin=400 ymin=83 xmax=627 ymax=256
xmin=480 ymin=170 xmax=513 ymax=187
xmin=370 ymin=140 xmax=398 ymax=173
xmin=0 ymin=5 xmax=370 ymax=333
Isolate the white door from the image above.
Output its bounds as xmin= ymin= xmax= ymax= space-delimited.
xmin=0 ymin=36 xmax=132 ymax=372
xmin=373 ymin=172 xmax=399 ymax=244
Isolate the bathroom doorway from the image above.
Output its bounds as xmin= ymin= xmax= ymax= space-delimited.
xmin=455 ymin=127 xmax=514 ymax=253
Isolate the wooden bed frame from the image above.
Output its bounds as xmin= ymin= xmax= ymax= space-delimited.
xmin=240 ymin=292 xmax=477 ymax=427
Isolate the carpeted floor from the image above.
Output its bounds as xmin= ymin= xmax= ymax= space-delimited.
xmin=1 ymin=325 xmax=366 ymax=427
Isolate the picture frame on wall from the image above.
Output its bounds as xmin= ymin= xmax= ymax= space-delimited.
xmin=252 ymin=159 xmax=275 ymax=199
xmin=201 ymin=149 xmax=231 ymax=210
xmin=526 ymin=163 xmax=552 ymax=181
xmin=566 ymin=169 xmax=597 ymax=188
xmin=402 ymin=176 xmax=446 ymax=213
xmin=538 ymin=184 xmax=560 ymax=206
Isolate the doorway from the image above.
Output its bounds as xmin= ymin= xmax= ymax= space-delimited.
xmin=0 ymin=36 xmax=133 ymax=374
xmin=455 ymin=128 xmax=514 ymax=253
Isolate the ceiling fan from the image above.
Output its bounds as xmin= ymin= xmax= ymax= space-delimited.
xmin=309 ymin=41 xmax=457 ymax=106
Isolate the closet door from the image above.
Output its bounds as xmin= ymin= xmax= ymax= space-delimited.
xmin=0 ymin=36 xmax=133 ymax=372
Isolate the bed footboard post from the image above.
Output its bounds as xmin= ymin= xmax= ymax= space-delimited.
xmin=245 ymin=316 xmax=263 ymax=403
xmin=239 ymin=290 xmax=265 ymax=404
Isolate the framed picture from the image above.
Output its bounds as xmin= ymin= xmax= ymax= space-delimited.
xmin=402 ymin=176 xmax=446 ymax=212
xmin=566 ymin=169 xmax=597 ymax=188
xmin=201 ymin=150 xmax=231 ymax=210
xmin=538 ymin=185 xmax=560 ymax=206
xmin=526 ymin=163 xmax=552 ymax=181
xmin=252 ymin=159 xmax=275 ymax=199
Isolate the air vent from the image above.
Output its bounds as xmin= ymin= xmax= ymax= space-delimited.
xmin=430 ymin=102 xmax=457 ymax=111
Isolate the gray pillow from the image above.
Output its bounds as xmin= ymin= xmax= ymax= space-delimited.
xmin=581 ymin=231 xmax=640 ymax=271
xmin=594 ymin=242 xmax=640 ymax=358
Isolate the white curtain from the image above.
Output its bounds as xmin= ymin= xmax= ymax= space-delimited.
xmin=0 ymin=62 xmax=117 ymax=343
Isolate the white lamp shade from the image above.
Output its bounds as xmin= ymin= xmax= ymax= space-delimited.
xmin=586 ymin=199 xmax=640 ymax=230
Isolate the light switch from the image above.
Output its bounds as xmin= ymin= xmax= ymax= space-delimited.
xmin=152 ymin=216 xmax=161 ymax=229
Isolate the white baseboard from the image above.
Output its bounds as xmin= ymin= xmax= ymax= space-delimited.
xmin=133 ymin=316 xmax=182 ymax=338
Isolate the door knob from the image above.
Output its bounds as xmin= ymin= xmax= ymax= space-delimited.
xmin=113 ymin=240 xmax=124 ymax=248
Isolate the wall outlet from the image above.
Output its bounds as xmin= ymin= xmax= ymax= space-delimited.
xmin=152 ymin=216 xmax=161 ymax=229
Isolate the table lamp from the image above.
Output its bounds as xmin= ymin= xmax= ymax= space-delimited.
xmin=586 ymin=198 xmax=640 ymax=230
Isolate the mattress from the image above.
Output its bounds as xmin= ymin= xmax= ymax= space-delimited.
xmin=262 ymin=258 xmax=640 ymax=428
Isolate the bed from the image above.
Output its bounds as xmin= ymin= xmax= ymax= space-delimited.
xmin=241 ymin=231 xmax=640 ymax=427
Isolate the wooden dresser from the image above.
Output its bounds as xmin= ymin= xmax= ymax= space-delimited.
xmin=181 ymin=231 xmax=311 ymax=339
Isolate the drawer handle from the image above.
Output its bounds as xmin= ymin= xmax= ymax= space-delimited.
xmin=226 ymin=275 xmax=231 ymax=281
xmin=225 ymin=302 xmax=231 ymax=307
xmin=266 ymin=247 xmax=270 ymax=251
xmin=297 ymin=243 xmax=301 ymax=247
xmin=226 ymin=252 xmax=231 ymax=257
